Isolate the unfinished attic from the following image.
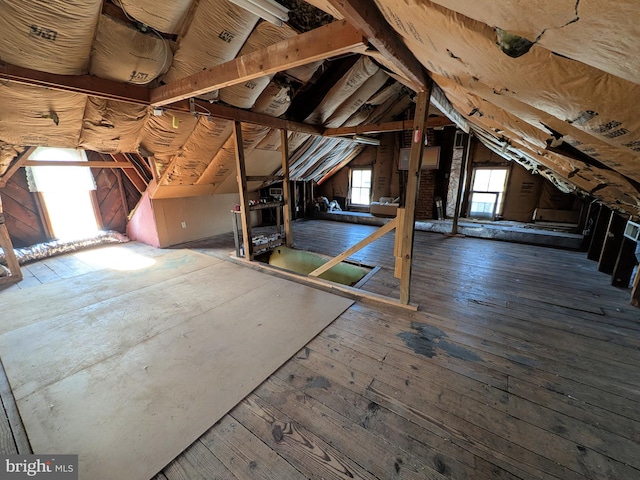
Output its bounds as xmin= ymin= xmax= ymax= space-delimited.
xmin=0 ymin=0 xmax=639 ymax=478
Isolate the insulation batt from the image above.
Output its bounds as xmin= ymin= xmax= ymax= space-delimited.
xmin=90 ymin=15 xmax=173 ymax=85
xmin=117 ymin=0 xmax=194 ymax=35
xmin=162 ymin=117 xmax=234 ymax=185
xmin=373 ymin=0 xmax=640 ymax=164
xmin=0 ymin=144 xmax=23 ymax=177
xmin=305 ymin=56 xmax=379 ymax=125
xmin=79 ymin=98 xmax=149 ymax=154
xmin=0 ymin=83 xmax=86 ymax=148
xmin=163 ymin=0 xmax=259 ymax=83
xmin=219 ymin=22 xmax=298 ymax=109
xmin=427 ymin=0 xmax=639 ymax=84
xmin=0 ymin=0 xmax=101 ymax=74
xmin=0 ymin=232 xmax=129 ymax=267
xmin=139 ymin=110 xmax=199 ymax=158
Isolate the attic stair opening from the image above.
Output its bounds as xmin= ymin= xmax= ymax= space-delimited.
xmin=27 ymin=147 xmax=100 ymax=241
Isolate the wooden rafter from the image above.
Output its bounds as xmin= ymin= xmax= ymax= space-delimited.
xmin=0 ymin=147 xmax=36 ymax=189
xmin=325 ymin=116 xmax=454 ymax=137
xmin=326 ymin=0 xmax=428 ymax=92
xmin=110 ymin=153 xmax=149 ymax=193
xmin=151 ymin=20 xmax=367 ymax=106
xmin=0 ymin=61 xmax=149 ymax=105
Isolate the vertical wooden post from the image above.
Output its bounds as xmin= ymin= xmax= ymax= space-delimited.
xmin=233 ymin=121 xmax=252 ymax=259
xmin=598 ymin=212 xmax=627 ymax=275
xmin=612 ymin=237 xmax=637 ymax=288
xmin=587 ymin=205 xmax=610 ymax=261
xmin=0 ymin=194 xmax=22 ymax=284
xmin=280 ymin=129 xmax=293 ymax=247
xmin=398 ymin=84 xmax=431 ymax=304
xmin=451 ymin=132 xmax=472 ymax=235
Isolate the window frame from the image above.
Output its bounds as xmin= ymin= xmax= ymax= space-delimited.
xmin=349 ymin=167 xmax=373 ymax=207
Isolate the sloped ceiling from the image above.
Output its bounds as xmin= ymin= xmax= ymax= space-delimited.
xmin=0 ymin=0 xmax=637 ymax=217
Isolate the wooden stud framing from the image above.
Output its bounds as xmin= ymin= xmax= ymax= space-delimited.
xmin=612 ymin=237 xmax=637 ymax=288
xmin=398 ymin=86 xmax=431 ymax=304
xmin=280 ymin=130 xmax=293 ymax=247
xmin=598 ymin=212 xmax=627 ymax=275
xmin=309 ymin=218 xmax=398 ymax=278
xmin=151 ymin=21 xmax=366 ymax=106
xmin=451 ymin=132 xmax=472 ymax=235
xmin=0 ymin=194 xmax=22 ymax=285
xmin=587 ymin=204 xmax=610 ymax=261
xmin=233 ymin=121 xmax=252 ymax=259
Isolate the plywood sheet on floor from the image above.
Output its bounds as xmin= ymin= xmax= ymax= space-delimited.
xmin=0 ymin=247 xmax=353 ymax=480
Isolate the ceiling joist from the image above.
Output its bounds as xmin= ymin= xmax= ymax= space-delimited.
xmin=326 ymin=0 xmax=428 ymax=92
xmin=150 ymin=20 xmax=367 ymax=106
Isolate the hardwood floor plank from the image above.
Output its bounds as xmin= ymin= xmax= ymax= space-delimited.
xmin=199 ymin=415 xmax=302 ymax=480
xmin=163 ymin=440 xmax=238 ymax=480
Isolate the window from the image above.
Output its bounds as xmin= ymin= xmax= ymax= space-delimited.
xmin=350 ymin=168 xmax=372 ymax=206
xmin=26 ymin=147 xmax=100 ymax=241
xmin=469 ymin=167 xmax=508 ymax=219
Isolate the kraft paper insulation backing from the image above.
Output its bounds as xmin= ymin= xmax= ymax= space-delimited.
xmin=162 ymin=0 xmax=259 ymax=83
xmin=0 ymin=0 xmax=101 ymax=74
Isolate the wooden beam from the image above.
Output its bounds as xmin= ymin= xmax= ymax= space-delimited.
xmin=0 ymin=147 xmax=36 ymax=188
xmin=0 ymin=195 xmax=22 ymax=285
xmin=233 ymin=121 xmax=253 ymax=259
xmin=168 ymin=100 xmax=324 ymax=136
xmin=398 ymin=85 xmax=431 ymax=304
xmin=324 ymin=117 xmax=453 ymax=137
xmin=280 ymin=130 xmax=293 ymax=247
xmin=110 ymin=153 xmax=148 ymax=193
xmin=309 ymin=218 xmax=397 ymax=277
xmin=22 ymin=160 xmax=135 ymax=168
xmin=151 ymin=20 xmax=366 ymax=106
xmin=0 ymin=61 xmax=149 ymax=105
xmin=246 ymin=176 xmax=281 ymax=182
xmin=326 ymin=0 xmax=428 ymax=92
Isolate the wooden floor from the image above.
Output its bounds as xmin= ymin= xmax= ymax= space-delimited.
xmin=2 ymin=219 xmax=640 ymax=479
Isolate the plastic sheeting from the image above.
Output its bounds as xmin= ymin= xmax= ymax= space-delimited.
xmin=305 ymin=57 xmax=379 ymax=125
xmin=0 ymin=0 xmax=101 ymax=74
xmin=219 ymin=22 xmax=298 ymax=109
xmin=79 ymin=98 xmax=149 ymax=154
xmin=0 ymin=231 xmax=129 ymax=266
xmin=116 ymin=0 xmax=194 ymax=35
xmin=90 ymin=15 xmax=172 ymax=85
xmin=0 ymin=83 xmax=86 ymax=148
xmin=162 ymin=0 xmax=259 ymax=83
xmin=429 ymin=0 xmax=639 ymax=85
xmin=374 ymin=0 xmax=640 ymax=165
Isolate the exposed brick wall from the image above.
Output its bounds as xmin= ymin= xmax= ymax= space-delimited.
xmin=402 ymin=128 xmax=438 ymax=220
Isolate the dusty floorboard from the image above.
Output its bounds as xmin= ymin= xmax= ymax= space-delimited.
xmin=3 ymin=219 xmax=640 ymax=479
